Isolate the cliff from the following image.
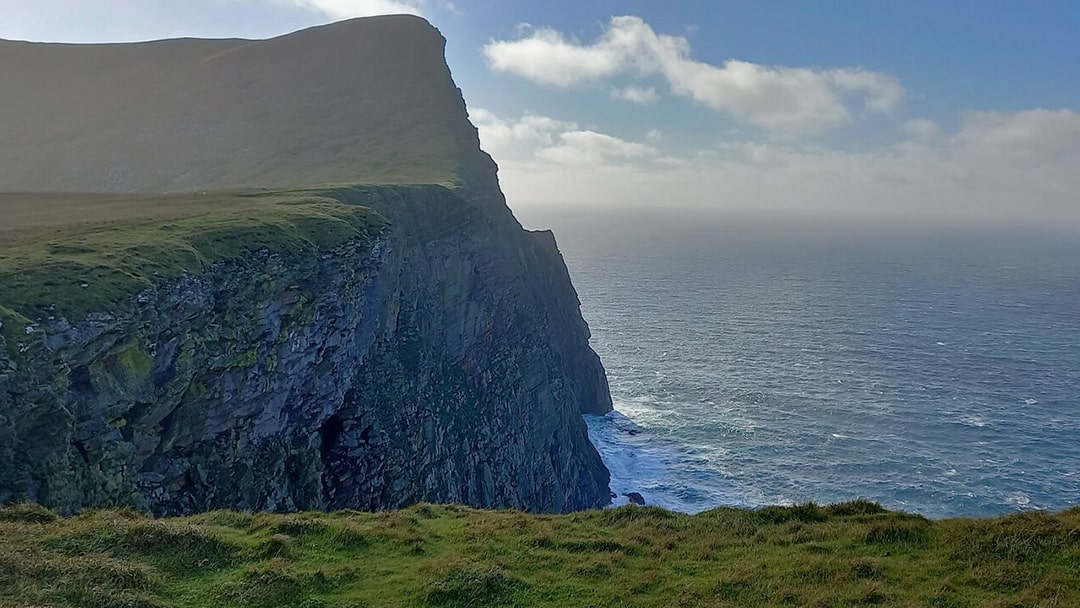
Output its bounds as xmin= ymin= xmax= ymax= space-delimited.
xmin=0 ymin=15 xmax=486 ymax=193
xmin=0 ymin=16 xmax=613 ymax=514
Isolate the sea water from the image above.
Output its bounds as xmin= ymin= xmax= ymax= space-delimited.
xmin=519 ymin=207 xmax=1080 ymax=518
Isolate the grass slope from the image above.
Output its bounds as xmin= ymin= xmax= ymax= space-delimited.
xmin=0 ymin=502 xmax=1076 ymax=608
xmin=0 ymin=16 xmax=474 ymax=193
xmin=0 ymin=188 xmax=388 ymax=349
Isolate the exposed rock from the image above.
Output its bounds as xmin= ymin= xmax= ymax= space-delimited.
xmin=0 ymin=185 xmax=612 ymax=515
xmin=626 ymin=492 xmax=647 ymax=506
xmin=0 ymin=15 xmax=613 ymax=515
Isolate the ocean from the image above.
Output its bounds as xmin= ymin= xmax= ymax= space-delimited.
xmin=518 ymin=207 xmax=1080 ymax=518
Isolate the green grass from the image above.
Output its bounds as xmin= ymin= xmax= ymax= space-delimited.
xmin=0 ymin=188 xmax=389 ymax=350
xmin=0 ymin=501 xmax=1076 ymax=607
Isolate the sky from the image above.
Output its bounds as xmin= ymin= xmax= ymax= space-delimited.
xmin=2 ymin=1 xmax=1079 ymax=222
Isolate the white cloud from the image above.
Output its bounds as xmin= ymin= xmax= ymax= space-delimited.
xmin=537 ymin=130 xmax=656 ymax=165
xmin=277 ymin=0 xmax=425 ymax=18
xmin=826 ymin=68 xmax=904 ymax=114
xmin=477 ymin=108 xmax=1080 ymax=223
xmin=472 ymin=109 xmax=657 ymax=167
xmin=469 ymin=108 xmax=578 ymax=157
xmin=611 ymin=85 xmax=659 ymax=104
xmin=903 ymin=118 xmax=942 ymax=141
xmin=948 ymin=109 xmax=1080 ymax=164
xmin=483 ymin=26 xmax=627 ymax=87
xmin=484 ymin=16 xmax=904 ymax=134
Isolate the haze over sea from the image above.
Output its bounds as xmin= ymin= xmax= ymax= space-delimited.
xmin=521 ymin=207 xmax=1080 ymax=518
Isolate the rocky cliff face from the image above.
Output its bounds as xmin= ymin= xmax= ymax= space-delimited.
xmin=0 ymin=16 xmax=613 ymax=514
xmin=0 ymin=185 xmax=612 ymax=515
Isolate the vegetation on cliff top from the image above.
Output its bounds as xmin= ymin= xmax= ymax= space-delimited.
xmin=0 ymin=188 xmax=390 ymax=349
xmin=0 ymin=501 xmax=1076 ymax=607
xmin=0 ymin=16 xmax=479 ymax=193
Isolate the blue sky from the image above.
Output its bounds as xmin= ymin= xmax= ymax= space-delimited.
xmin=2 ymin=1 xmax=1078 ymax=221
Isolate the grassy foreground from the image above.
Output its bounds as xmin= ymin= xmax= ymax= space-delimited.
xmin=0 ymin=502 xmax=1076 ymax=608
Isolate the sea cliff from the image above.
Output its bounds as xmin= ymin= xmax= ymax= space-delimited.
xmin=0 ymin=16 xmax=612 ymax=514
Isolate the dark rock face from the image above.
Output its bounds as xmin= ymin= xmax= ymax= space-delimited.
xmin=0 ymin=185 xmax=612 ymax=515
xmin=626 ymin=492 xmax=647 ymax=506
xmin=0 ymin=14 xmax=614 ymax=515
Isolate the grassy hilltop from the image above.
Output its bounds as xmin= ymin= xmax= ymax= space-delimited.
xmin=1 ymin=501 xmax=1077 ymax=608
xmin=0 ymin=188 xmax=390 ymax=351
xmin=0 ymin=16 xmax=479 ymax=193
xmin=0 ymin=14 xmax=494 ymax=345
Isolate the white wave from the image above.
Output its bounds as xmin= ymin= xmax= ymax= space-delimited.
xmin=584 ymin=410 xmax=763 ymax=513
xmin=960 ymin=415 xmax=988 ymax=427
xmin=1005 ymin=492 xmax=1033 ymax=507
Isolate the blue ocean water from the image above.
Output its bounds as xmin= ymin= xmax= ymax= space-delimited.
xmin=522 ymin=208 xmax=1080 ymax=518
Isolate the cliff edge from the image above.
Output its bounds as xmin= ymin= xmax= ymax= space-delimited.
xmin=0 ymin=15 xmax=489 ymax=193
xmin=0 ymin=16 xmax=613 ymax=514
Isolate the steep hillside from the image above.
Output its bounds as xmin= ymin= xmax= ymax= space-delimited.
xmin=0 ymin=16 xmax=612 ymax=515
xmin=0 ymin=16 xmax=489 ymax=192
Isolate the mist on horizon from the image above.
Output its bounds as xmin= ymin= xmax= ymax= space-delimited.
xmin=2 ymin=2 xmax=1077 ymax=225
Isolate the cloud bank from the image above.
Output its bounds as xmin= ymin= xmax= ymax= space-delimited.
xmin=484 ymin=16 xmax=904 ymax=134
xmin=475 ymin=108 xmax=1080 ymax=223
xmin=471 ymin=109 xmax=656 ymax=167
xmin=611 ymin=85 xmax=659 ymax=104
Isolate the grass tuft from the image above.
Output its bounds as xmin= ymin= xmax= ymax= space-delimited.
xmin=218 ymin=561 xmax=333 ymax=608
xmin=948 ymin=510 xmax=1074 ymax=565
xmin=46 ymin=515 xmax=240 ymax=572
xmin=0 ymin=502 xmax=59 ymax=524
xmin=826 ymin=499 xmax=888 ymax=517
xmin=863 ymin=514 xmax=933 ymax=546
xmin=423 ymin=565 xmax=527 ymax=608
xmin=852 ymin=558 xmax=885 ymax=580
xmin=753 ymin=502 xmax=830 ymax=524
